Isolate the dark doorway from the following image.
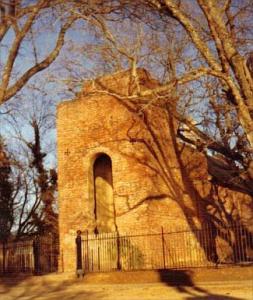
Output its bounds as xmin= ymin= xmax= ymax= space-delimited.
xmin=93 ymin=154 xmax=114 ymax=233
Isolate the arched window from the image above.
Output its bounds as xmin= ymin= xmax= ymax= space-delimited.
xmin=93 ymin=154 xmax=114 ymax=233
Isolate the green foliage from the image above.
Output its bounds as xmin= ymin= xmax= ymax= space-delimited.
xmin=0 ymin=137 xmax=14 ymax=241
xmin=27 ymin=121 xmax=58 ymax=236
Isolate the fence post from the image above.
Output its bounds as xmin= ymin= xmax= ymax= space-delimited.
xmin=161 ymin=227 xmax=166 ymax=269
xmin=33 ymin=235 xmax=40 ymax=275
xmin=85 ymin=230 xmax=89 ymax=271
xmin=2 ymin=241 xmax=6 ymax=273
xmin=76 ymin=230 xmax=84 ymax=277
xmin=116 ymin=232 xmax=121 ymax=270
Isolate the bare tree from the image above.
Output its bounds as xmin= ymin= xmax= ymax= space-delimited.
xmin=91 ymin=0 xmax=252 ymax=194
xmin=1 ymin=92 xmax=58 ymax=238
xmin=136 ymin=0 xmax=253 ymax=148
xmin=0 ymin=0 xmax=125 ymax=105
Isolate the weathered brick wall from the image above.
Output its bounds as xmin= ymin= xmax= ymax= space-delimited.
xmin=57 ymin=69 xmax=252 ymax=272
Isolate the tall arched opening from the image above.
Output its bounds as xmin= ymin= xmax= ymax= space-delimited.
xmin=93 ymin=153 xmax=115 ymax=233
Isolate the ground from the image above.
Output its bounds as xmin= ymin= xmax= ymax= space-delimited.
xmin=0 ymin=267 xmax=252 ymax=300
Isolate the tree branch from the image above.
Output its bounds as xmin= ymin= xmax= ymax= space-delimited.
xmin=2 ymin=15 xmax=79 ymax=103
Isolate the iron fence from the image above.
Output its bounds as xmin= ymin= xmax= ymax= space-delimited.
xmin=80 ymin=223 xmax=253 ymax=272
xmin=0 ymin=235 xmax=59 ymax=274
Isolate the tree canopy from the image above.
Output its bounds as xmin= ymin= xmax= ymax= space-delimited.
xmin=0 ymin=0 xmax=252 ymax=202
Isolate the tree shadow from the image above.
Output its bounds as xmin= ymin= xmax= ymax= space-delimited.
xmin=165 ymin=114 xmax=253 ymax=266
xmin=174 ymin=138 xmax=253 ymax=265
xmin=0 ymin=275 xmax=106 ymax=300
xmin=0 ymin=273 xmax=33 ymax=295
xmin=113 ymin=109 xmax=253 ymax=266
xmin=82 ymin=78 xmax=253 ymax=269
xmin=158 ymin=269 xmax=244 ymax=300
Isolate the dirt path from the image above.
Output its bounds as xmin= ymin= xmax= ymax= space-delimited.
xmin=0 ymin=280 xmax=252 ymax=300
xmin=0 ymin=267 xmax=252 ymax=300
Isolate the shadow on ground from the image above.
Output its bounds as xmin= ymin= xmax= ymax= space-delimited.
xmin=0 ymin=275 xmax=105 ymax=300
xmin=158 ymin=269 xmax=244 ymax=300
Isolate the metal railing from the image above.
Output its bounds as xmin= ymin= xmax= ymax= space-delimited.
xmin=0 ymin=235 xmax=59 ymax=274
xmin=79 ymin=223 xmax=253 ymax=272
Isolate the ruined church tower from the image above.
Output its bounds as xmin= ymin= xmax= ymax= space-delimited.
xmin=57 ymin=69 xmax=252 ymax=273
xmin=57 ymin=69 xmax=199 ymax=271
